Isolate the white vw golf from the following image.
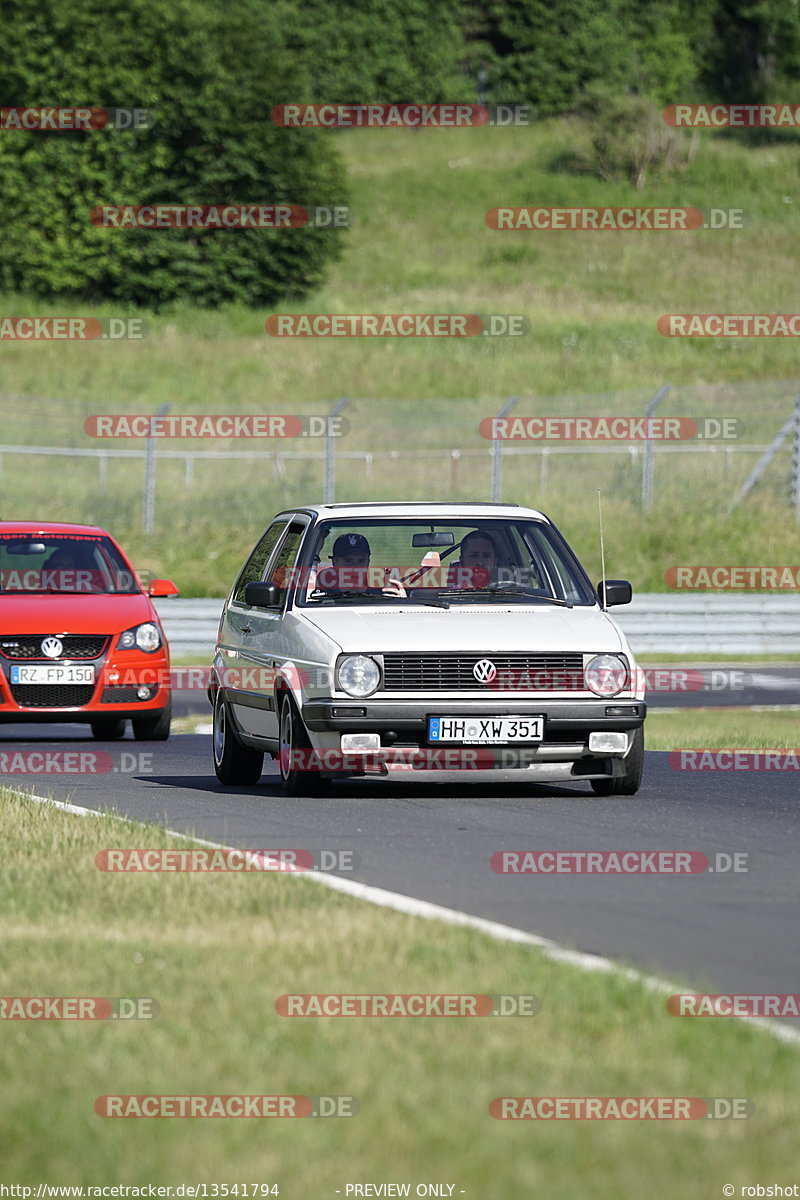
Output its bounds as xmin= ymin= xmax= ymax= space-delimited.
xmin=209 ymin=502 xmax=646 ymax=795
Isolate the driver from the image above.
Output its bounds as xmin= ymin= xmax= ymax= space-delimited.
xmin=447 ymin=530 xmax=499 ymax=588
xmin=42 ymin=546 xmax=95 ymax=592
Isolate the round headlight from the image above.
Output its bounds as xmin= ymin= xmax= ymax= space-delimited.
xmin=135 ymin=622 xmax=162 ymax=653
xmin=585 ymin=654 xmax=628 ymax=696
xmin=337 ymin=655 xmax=380 ymax=698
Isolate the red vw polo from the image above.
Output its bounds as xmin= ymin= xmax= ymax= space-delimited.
xmin=0 ymin=523 xmax=178 ymax=739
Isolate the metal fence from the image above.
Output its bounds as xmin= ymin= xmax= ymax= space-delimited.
xmin=2 ymin=381 xmax=799 ymax=532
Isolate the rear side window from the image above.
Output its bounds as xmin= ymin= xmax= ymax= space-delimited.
xmin=232 ymin=521 xmax=287 ymax=603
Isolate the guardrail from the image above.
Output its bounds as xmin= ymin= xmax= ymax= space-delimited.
xmin=153 ymin=595 xmax=800 ymax=656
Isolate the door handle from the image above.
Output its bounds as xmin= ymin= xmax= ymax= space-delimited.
xmin=241 ymin=623 xmax=252 ymax=634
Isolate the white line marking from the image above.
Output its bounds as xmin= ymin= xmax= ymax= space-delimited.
xmin=9 ymin=786 xmax=800 ymax=1046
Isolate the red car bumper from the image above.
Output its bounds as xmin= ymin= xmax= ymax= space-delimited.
xmin=0 ymin=639 xmax=171 ymax=724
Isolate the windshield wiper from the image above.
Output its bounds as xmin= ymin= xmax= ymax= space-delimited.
xmin=308 ymin=588 xmax=449 ymax=609
xmin=441 ymin=585 xmax=573 ymax=607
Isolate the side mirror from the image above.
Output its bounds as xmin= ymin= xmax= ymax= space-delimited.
xmin=245 ymin=581 xmax=283 ymax=608
xmin=148 ymin=579 xmax=179 ymax=597
xmin=597 ymin=579 xmax=632 ymax=607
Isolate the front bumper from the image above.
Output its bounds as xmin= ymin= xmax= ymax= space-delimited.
xmin=0 ymin=652 xmax=171 ymax=723
xmin=299 ymin=696 xmax=645 ymax=778
xmin=302 ymin=697 xmax=646 ymax=735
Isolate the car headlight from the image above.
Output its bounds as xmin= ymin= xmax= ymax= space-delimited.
xmin=118 ymin=622 xmax=162 ymax=653
xmin=337 ymin=655 xmax=381 ymax=698
xmin=585 ymin=654 xmax=628 ymax=696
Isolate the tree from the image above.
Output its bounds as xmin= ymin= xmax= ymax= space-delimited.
xmin=699 ymin=0 xmax=800 ymax=103
xmin=277 ymin=0 xmax=468 ymax=102
xmin=461 ymin=0 xmax=699 ymax=113
xmin=0 ymin=0 xmax=347 ymax=309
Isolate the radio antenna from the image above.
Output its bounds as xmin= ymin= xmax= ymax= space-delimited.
xmin=598 ymin=490 xmax=607 ymax=611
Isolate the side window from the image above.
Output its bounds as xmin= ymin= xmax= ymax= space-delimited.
xmin=232 ymin=522 xmax=287 ymax=603
xmin=529 ymin=526 xmax=593 ymax=604
xmin=266 ymin=522 xmax=306 ymax=594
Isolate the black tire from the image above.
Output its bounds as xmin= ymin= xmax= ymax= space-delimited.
xmin=132 ymin=699 xmax=172 ymax=741
xmin=212 ymin=692 xmax=263 ymax=785
xmin=590 ymin=726 xmax=644 ymax=796
xmin=278 ymin=692 xmax=330 ymax=796
xmin=90 ymin=718 xmax=126 ymax=740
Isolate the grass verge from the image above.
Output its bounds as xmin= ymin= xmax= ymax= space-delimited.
xmin=1 ymin=788 xmax=798 ymax=1194
xmin=645 ymin=707 xmax=800 ymax=750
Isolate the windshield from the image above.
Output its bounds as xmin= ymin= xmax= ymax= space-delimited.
xmin=0 ymin=534 xmax=142 ymax=595
xmin=295 ymin=518 xmax=596 ymax=606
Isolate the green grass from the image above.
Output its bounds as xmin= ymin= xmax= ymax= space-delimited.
xmin=646 ymin=707 xmax=800 ymax=750
xmin=2 ymin=788 xmax=799 ymax=1194
xmin=637 ymin=654 xmax=799 ymax=664
xmin=3 ymin=120 xmax=800 ymax=592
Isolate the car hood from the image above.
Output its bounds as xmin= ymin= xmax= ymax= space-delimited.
xmin=0 ymin=593 xmax=158 ymax=635
xmin=302 ymin=603 xmax=627 ymax=654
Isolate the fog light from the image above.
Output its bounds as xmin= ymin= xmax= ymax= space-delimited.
xmin=137 ymin=686 xmax=152 ymax=700
xmin=589 ymin=731 xmax=628 ymax=754
xmin=341 ymin=733 xmax=380 ymax=751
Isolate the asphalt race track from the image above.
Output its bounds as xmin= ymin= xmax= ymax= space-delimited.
xmin=3 ymin=722 xmax=797 ymax=1007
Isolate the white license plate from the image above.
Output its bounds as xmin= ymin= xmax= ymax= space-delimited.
xmin=428 ymin=715 xmax=543 ymax=744
xmin=10 ymin=664 xmax=95 ymax=685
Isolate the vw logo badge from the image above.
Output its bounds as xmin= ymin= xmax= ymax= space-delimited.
xmin=41 ymin=637 xmax=63 ymax=659
xmin=473 ymin=658 xmax=497 ymax=684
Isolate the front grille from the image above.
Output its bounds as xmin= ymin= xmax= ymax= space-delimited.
xmin=381 ymin=653 xmax=585 ymax=692
xmin=101 ymin=686 xmax=150 ymax=704
xmin=0 ymin=635 xmax=109 ymax=660
xmin=10 ymin=684 xmax=96 ymax=708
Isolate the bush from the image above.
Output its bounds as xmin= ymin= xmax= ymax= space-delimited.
xmin=581 ymin=86 xmax=696 ymax=189
xmin=462 ymin=0 xmax=699 ymax=115
xmin=277 ymin=0 xmax=469 ymax=102
xmin=0 ymin=0 xmax=348 ymax=309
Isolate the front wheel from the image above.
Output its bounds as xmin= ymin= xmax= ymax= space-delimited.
xmin=212 ymin=692 xmax=263 ymax=785
xmin=590 ymin=726 xmax=644 ymax=796
xmin=132 ymin=699 xmax=172 ymax=741
xmin=278 ymin=693 xmax=330 ymax=796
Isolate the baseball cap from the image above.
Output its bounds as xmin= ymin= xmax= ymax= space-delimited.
xmin=332 ymin=533 xmax=370 ymax=557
